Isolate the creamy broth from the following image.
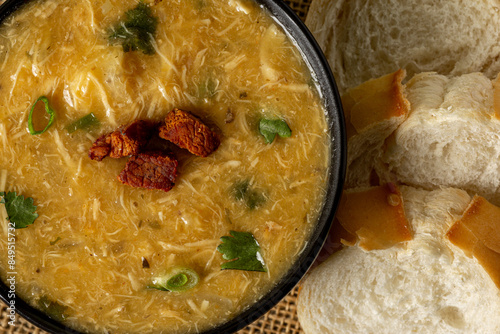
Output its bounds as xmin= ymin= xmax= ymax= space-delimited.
xmin=0 ymin=0 xmax=330 ymax=333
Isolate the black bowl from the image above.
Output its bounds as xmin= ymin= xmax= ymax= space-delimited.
xmin=0 ymin=0 xmax=346 ymax=333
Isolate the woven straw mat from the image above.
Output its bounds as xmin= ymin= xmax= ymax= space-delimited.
xmin=0 ymin=0 xmax=313 ymax=333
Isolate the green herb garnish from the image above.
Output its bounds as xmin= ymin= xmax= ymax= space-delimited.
xmin=149 ymin=267 xmax=199 ymax=292
xmin=217 ymin=231 xmax=267 ymax=272
xmin=38 ymin=296 xmax=67 ymax=322
xmin=168 ymin=273 xmax=188 ymax=288
xmin=28 ymin=96 xmax=56 ymax=135
xmin=109 ymin=2 xmax=158 ymax=55
xmin=0 ymin=192 xmax=38 ymax=229
xmin=198 ymin=77 xmax=218 ymax=99
xmin=50 ymin=237 xmax=62 ymax=246
xmin=194 ymin=0 xmax=206 ymax=10
xmin=232 ymin=180 xmax=266 ymax=210
xmin=66 ymin=112 xmax=100 ymax=134
xmin=259 ymin=118 xmax=291 ymax=143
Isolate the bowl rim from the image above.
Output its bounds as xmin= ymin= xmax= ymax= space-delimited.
xmin=0 ymin=0 xmax=346 ymax=333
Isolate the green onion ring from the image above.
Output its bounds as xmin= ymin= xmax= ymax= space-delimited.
xmin=149 ymin=267 xmax=200 ymax=292
xmin=28 ymin=96 xmax=55 ymax=135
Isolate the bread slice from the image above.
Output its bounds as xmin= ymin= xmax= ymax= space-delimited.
xmin=383 ymin=72 xmax=500 ymax=205
xmin=343 ymin=69 xmax=409 ymax=188
xmin=305 ymin=0 xmax=500 ymax=94
xmin=297 ymin=187 xmax=500 ymax=334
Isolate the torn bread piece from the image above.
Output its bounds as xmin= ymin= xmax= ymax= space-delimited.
xmin=447 ymin=195 xmax=500 ymax=289
xmin=336 ymin=183 xmax=412 ymax=250
xmin=342 ymin=69 xmax=409 ymax=188
xmin=383 ymin=72 xmax=500 ymax=205
xmin=305 ymin=0 xmax=500 ymax=94
xmin=298 ymin=187 xmax=500 ymax=334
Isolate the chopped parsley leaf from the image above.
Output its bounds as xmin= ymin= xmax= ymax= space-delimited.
xmin=259 ymin=118 xmax=292 ymax=143
xmin=0 ymin=192 xmax=38 ymax=229
xmin=232 ymin=180 xmax=266 ymax=210
xmin=217 ymin=230 xmax=267 ymax=272
xmin=109 ymin=2 xmax=158 ymax=55
xmin=38 ymin=296 xmax=67 ymax=322
xmin=66 ymin=112 xmax=100 ymax=134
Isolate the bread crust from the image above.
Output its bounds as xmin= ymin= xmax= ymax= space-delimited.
xmin=342 ymin=69 xmax=409 ymax=188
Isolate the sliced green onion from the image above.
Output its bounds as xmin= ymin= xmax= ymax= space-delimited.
xmin=167 ymin=273 xmax=189 ymax=288
xmin=149 ymin=267 xmax=199 ymax=292
xmin=66 ymin=112 xmax=100 ymax=134
xmin=28 ymin=96 xmax=56 ymax=135
xmin=49 ymin=237 xmax=62 ymax=246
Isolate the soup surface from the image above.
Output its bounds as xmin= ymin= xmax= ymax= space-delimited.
xmin=0 ymin=0 xmax=330 ymax=333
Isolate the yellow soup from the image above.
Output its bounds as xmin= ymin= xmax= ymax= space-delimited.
xmin=0 ymin=0 xmax=330 ymax=333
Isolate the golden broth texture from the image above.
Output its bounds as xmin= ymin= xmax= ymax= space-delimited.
xmin=0 ymin=0 xmax=330 ymax=333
